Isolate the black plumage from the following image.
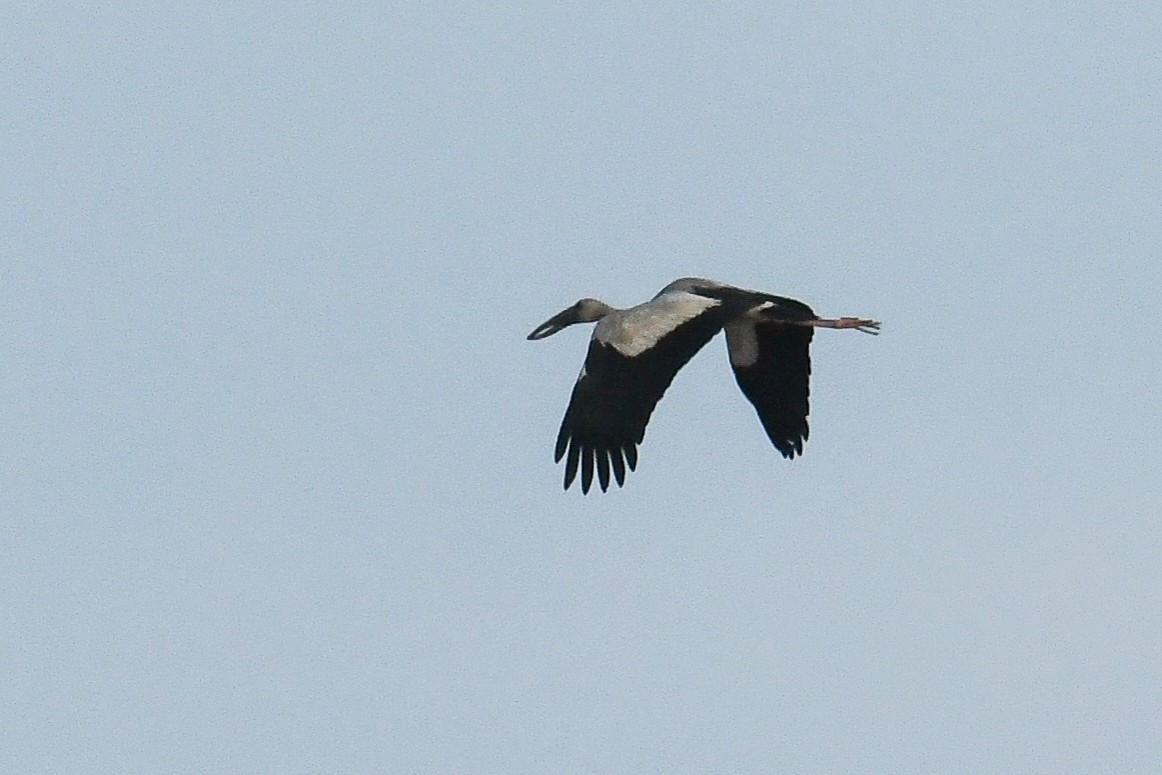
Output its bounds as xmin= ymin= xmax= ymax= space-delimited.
xmin=730 ymin=320 xmax=814 ymax=459
xmin=554 ymin=304 xmax=732 ymax=493
xmin=527 ymin=278 xmax=879 ymax=493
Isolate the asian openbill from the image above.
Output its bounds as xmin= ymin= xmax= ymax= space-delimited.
xmin=527 ymin=278 xmax=879 ymax=493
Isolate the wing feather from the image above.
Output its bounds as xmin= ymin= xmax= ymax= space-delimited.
xmin=554 ymin=305 xmax=731 ymax=492
xmin=727 ymin=314 xmax=815 ymax=459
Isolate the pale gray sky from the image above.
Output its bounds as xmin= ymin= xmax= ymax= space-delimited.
xmin=4 ymin=3 xmax=1161 ymax=773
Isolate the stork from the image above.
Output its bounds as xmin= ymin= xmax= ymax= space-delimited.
xmin=527 ymin=278 xmax=879 ymax=493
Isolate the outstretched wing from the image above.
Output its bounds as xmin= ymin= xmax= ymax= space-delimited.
xmin=726 ymin=302 xmax=816 ymax=459
xmin=554 ymin=303 xmax=730 ymax=493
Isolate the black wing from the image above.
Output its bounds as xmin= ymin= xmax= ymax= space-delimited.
xmin=728 ymin=314 xmax=815 ymax=459
xmin=554 ymin=309 xmax=729 ymax=493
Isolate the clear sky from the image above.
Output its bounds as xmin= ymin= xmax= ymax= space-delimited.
xmin=4 ymin=3 xmax=1160 ymax=773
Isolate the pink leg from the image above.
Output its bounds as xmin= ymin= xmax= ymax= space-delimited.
xmin=798 ymin=317 xmax=881 ymax=335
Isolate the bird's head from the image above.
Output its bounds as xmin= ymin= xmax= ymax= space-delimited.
xmin=527 ymin=298 xmax=612 ymax=340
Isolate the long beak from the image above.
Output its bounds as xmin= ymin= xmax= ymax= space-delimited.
xmin=527 ymin=305 xmax=580 ymax=340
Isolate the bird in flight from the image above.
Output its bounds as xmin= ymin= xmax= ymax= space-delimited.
xmin=527 ymin=277 xmax=879 ymax=493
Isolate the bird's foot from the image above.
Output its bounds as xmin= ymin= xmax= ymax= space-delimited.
xmin=804 ymin=317 xmax=882 ymax=335
xmin=837 ymin=317 xmax=881 ymax=335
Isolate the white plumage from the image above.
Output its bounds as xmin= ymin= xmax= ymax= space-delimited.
xmin=595 ymin=291 xmax=719 ymax=358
